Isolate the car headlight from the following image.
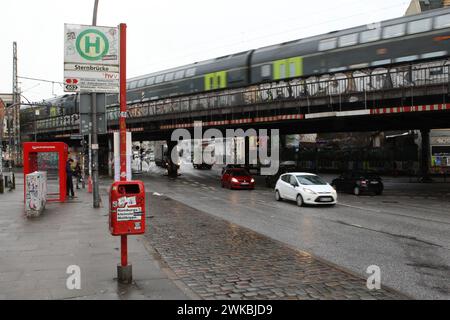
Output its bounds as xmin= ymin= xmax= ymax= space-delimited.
xmin=231 ymin=178 xmax=238 ymax=183
xmin=250 ymin=178 xmax=255 ymax=183
xmin=303 ymin=188 xmax=317 ymax=195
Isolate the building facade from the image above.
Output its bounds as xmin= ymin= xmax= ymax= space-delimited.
xmin=405 ymin=0 xmax=450 ymax=173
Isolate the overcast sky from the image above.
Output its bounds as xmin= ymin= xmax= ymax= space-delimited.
xmin=0 ymin=0 xmax=410 ymax=101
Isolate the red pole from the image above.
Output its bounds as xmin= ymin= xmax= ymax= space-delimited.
xmin=119 ymin=23 xmax=128 ymax=267
xmin=119 ymin=23 xmax=127 ymax=182
xmin=121 ymin=235 xmax=128 ymax=267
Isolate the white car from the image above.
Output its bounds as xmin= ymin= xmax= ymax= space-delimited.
xmin=275 ymin=173 xmax=337 ymax=206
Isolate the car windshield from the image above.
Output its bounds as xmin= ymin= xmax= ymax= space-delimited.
xmin=296 ymin=175 xmax=327 ymax=185
xmin=231 ymin=169 xmax=250 ymax=176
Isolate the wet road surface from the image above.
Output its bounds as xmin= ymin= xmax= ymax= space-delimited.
xmin=138 ymin=163 xmax=450 ymax=299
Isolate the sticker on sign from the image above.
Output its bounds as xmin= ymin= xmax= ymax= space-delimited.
xmin=64 ymin=78 xmax=80 ymax=92
xmin=117 ymin=207 xmax=143 ymax=221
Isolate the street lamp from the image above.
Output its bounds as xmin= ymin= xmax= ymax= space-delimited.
xmin=34 ymin=109 xmax=40 ymax=142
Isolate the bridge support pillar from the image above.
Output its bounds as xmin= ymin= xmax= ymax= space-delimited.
xmin=167 ymin=140 xmax=179 ymax=178
xmin=420 ymin=129 xmax=432 ymax=182
xmin=244 ymin=136 xmax=250 ymax=171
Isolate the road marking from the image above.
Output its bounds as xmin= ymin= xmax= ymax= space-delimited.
xmin=335 ymin=220 xmax=442 ymax=248
xmin=338 ymin=203 xmax=382 ymax=213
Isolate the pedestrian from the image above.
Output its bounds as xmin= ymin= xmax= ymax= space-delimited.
xmin=74 ymin=161 xmax=82 ymax=189
xmin=66 ymin=158 xmax=75 ymax=198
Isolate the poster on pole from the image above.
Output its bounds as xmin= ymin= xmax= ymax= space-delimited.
xmin=64 ymin=24 xmax=119 ymax=93
xmin=114 ymin=132 xmax=132 ymax=181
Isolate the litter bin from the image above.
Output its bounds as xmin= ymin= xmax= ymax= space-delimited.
xmin=109 ymin=180 xmax=146 ymax=236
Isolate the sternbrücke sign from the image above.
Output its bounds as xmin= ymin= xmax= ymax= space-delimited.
xmin=64 ymin=24 xmax=119 ymax=93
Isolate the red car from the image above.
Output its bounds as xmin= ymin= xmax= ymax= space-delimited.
xmin=221 ymin=168 xmax=255 ymax=190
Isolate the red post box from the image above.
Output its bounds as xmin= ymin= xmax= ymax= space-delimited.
xmin=109 ymin=180 xmax=146 ymax=236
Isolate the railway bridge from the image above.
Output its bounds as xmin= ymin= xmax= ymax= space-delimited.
xmin=20 ymin=59 xmax=450 ymax=177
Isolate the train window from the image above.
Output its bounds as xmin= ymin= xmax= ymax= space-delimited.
xmin=165 ymin=73 xmax=174 ymax=81
xmin=175 ymin=70 xmax=185 ymax=80
xmin=126 ymin=82 xmax=130 ymax=90
xmin=261 ymin=65 xmax=271 ymax=78
xmin=186 ymin=68 xmax=196 ymax=77
xmin=289 ymin=62 xmax=297 ymax=77
xmin=407 ymin=18 xmax=432 ymax=34
xmin=129 ymin=81 xmax=138 ymax=89
xmin=146 ymin=77 xmax=155 ymax=86
xmin=278 ymin=63 xmax=286 ymax=79
xmin=395 ymin=55 xmax=418 ymax=63
xmin=382 ymin=24 xmax=405 ymax=39
xmin=155 ymin=75 xmax=164 ymax=83
xmin=435 ymin=14 xmax=450 ymax=29
xmin=338 ymin=34 xmax=358 ymax=47
xmin=421 ymin=51 xmax=447 ymax=59
xmin=360 ymin=28 xmax=381 ymax=43
xmin=371 ymin=59 xmax=391 ymax=67
xmin=137 ymin=79 xmax=146 ymax=87
xmin=318 ymin=38 xmax=337 ymax=51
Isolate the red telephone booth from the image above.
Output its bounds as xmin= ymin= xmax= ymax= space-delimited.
xmin=23 ymin=142 xmax=68 ymax=203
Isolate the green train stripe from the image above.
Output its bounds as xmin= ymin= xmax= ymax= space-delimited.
xmin=273 ymin=56 xmax=303 ymax=80
xmin=205 ymin=71 xmax=227 ymax=91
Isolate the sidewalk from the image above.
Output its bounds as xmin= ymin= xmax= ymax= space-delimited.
xmin=0 ymin=174 xmax=189 ymax=300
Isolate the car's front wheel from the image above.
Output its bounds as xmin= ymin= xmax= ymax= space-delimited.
xmin=296 ymin=194 xmax=304 ymax=207
xmin=275 ymin=190 xmax=282 ymax=201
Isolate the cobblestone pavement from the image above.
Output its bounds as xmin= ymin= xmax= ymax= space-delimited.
xmin=145 ymin=194 xmax=409 ymax=300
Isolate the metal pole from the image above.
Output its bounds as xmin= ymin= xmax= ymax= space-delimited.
xmin=91 ymin=0 xmax=100 ymax=208
xmin=119 ymin=23 xmax=127 ymax=182
xmin=121 ymin=235 xmax=128 ymax=267
xmin=92 ymin=0 xmax=99 ymax=25
xmin=119 ymin=23 xmax=128 ymax=268
xmin=8 ymin=105 xmax=13 ymax=190
xmin=117 ymin=23 xmax=131 ymax=283
xmin=0 ymin=99 xmax=3 ymax=194
xmin=12 ymin=42 xmax=19 ymax=170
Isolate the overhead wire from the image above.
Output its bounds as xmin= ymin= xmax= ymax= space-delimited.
xmin=137 ymin=1 xmax=409 ymax=74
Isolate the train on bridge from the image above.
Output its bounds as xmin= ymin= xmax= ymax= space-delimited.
xmin=120 ymin=6 xmax=450 ymax=104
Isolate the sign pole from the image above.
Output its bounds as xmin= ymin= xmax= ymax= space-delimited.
xmin=117 ymin=22 xmax=131 ymax=283
xmin=91 ymin=0 xmax=100 ymax=208
xmin=0 ymin=99 xmax=4 ymax=194
xmin=119 ymin=23 xmax=127 ymax=184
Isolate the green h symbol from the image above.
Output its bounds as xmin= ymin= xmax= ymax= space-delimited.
xmin=85 ymin=35 xmax=100 ymax=54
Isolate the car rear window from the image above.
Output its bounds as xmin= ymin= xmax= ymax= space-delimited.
xmin=353 ymin=172 xmax=380 ymax=179
xmin=231 ymin=169 xmax=249 ymax=176
xmin=296 ymin=175 xmax=327 ymax=185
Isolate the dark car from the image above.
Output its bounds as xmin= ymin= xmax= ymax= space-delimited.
xmin=331 ymin=172 xmax=384 ymax=196
xmin=221 ymin=168 xmax=255 ymax=190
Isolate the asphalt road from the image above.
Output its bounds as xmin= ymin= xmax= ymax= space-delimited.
xmin=137 ymin=163 xmax=450 ymax=300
